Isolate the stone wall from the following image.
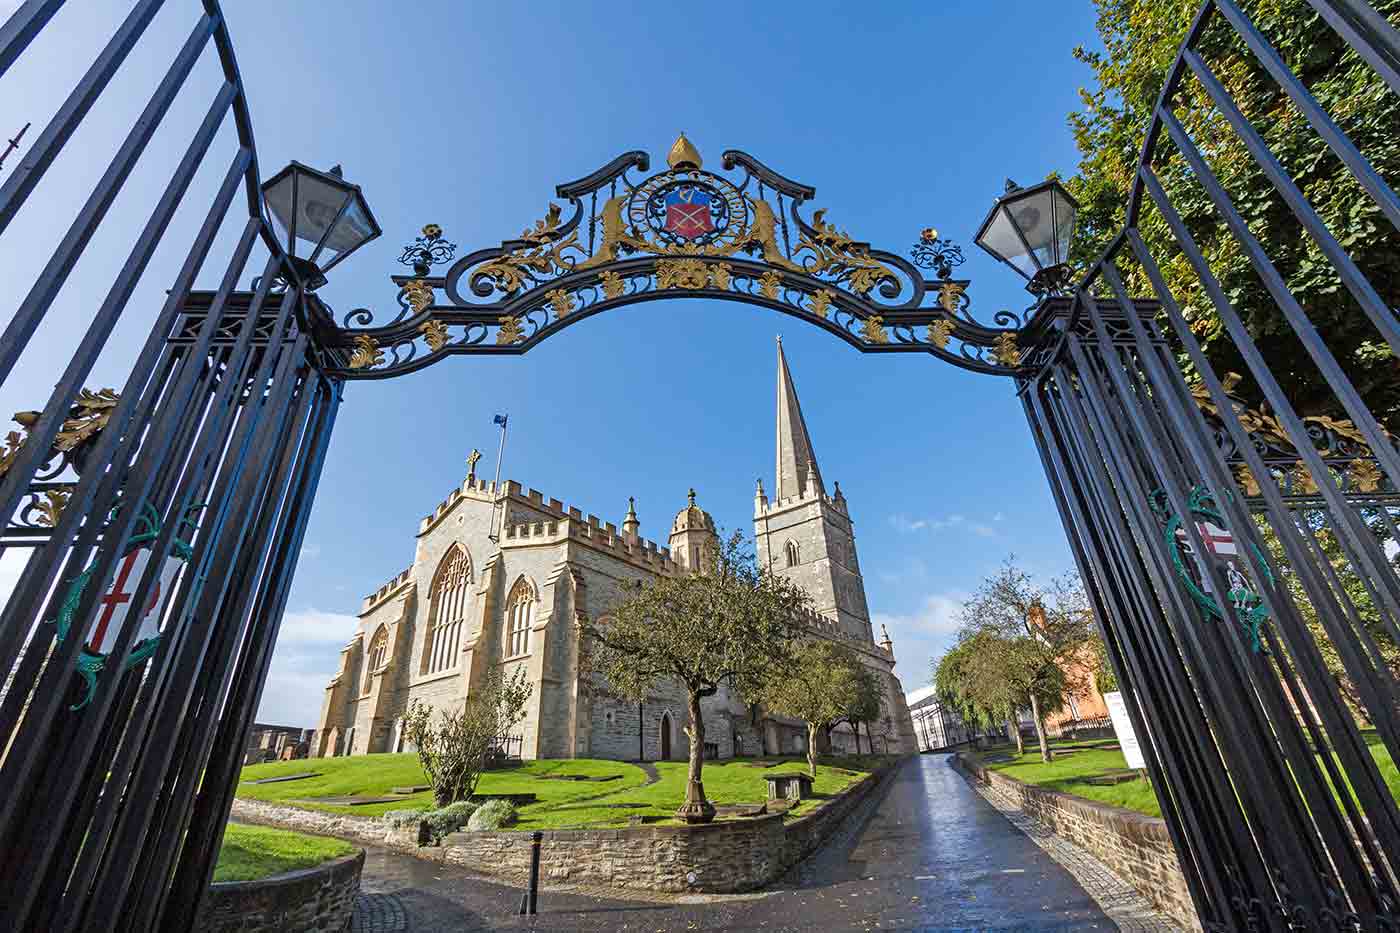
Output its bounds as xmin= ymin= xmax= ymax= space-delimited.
xmin=233 ymin=759 xmax=901 ymax=895
xmin=952 ymin=753 xmax=1199 ymax=930
xmin=195 ymin=850 xmax=363 ymax=933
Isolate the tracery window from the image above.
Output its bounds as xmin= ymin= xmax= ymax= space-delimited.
xmin=423 ymin=546 xmax=471 ymax=675
xmin=364 ymin=627 xmax=388 ymax=694
xmin=507 ymin=577 xmax=534 ymax=657
xmin=785 ymin=540 xmax=800 ymax=567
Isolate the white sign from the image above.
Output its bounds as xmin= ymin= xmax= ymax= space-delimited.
xmin=1103 ymin=691 xmax=1146 ymax=771
xmin=85 ymin=547 xmax=182 ymax=655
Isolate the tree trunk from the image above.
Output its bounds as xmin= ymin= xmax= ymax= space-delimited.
xmin=1008 ymin=718 xmax=1024 ymax=756
xmin=806 ymin=722 xmax=819 ymax=777
xmin=1029 ymin=692 xmax=1053 ymax=762
xmin=854 ymin=721 xmax=862 ymax=756
xmin=675 ymin=689 xmax=715 ymax=824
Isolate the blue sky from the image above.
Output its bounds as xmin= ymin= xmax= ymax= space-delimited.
xmin=0 ymin=0 xmax=1104 ymax=726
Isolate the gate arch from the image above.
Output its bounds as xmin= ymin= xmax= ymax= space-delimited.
xmin=0 ymin=1 xmax=1398 ymax=930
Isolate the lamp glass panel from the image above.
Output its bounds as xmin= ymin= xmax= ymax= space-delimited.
xmin=977 ymin=207 xmax=1038 ymax=278
xmin=1050 ymin=186 xmax=1077 ymax=268
xmin=321 ymin=195 xmax=375 ymax=256
xmin=1006 ymin=187 xmax=1059 ymax=271
xmin=263 ymin=170 xmax=353 ymax=253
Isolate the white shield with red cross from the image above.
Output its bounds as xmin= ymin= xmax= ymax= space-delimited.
xmin=84 ymin=546 xmax=183 ymax=655
xmin=1175 ymin=520 xmax=1237 ymax=558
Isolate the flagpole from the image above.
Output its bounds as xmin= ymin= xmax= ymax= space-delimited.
xmin=489 ymin=414 xmax=508 ymax=542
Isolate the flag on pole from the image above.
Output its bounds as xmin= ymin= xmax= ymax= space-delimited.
xmin=493 ymin=413 xmax=508 ymax=427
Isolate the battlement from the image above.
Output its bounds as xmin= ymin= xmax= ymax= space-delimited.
xmin=755 ymin=483 xmax=848 ymax=518
xmin=362 ymin=566 xmax=412 ymax=613
xmin=502 ymin=515 xmax=678 ymax=574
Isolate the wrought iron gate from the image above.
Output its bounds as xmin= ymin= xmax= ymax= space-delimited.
xmin=0 ymin=0 xmax=1396 ymax=929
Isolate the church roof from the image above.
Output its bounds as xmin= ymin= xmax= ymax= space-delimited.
xmin=775 ymin=337 xmax=823 ymax=499
xmin=670 ymin=488 xmax=715 ymax=534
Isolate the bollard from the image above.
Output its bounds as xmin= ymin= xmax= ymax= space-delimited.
xmin=518 ymin=830 xmax=543 ymax=915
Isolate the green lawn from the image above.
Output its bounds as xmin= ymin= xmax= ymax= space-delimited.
xmin=973 ymin=731 xmax=1400 ymax=820
xmin=214 ymin=823 xmax=353 ymax=883
xmin=237 ymin=753 xmax=885 ymax=830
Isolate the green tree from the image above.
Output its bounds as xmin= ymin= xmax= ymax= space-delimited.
xmin=934 ymin=632 xmax=1025 ymax=755
xmin=759 ymin=640 xmax=863 ymax=777
xmin=833 ymin=660 xmax=883 ymax=755
xmin=577 ymin=530 xmax=808 ymax=822
xmin=403 ymin=664 xmax=532 ymax=806
xmin=1067 ymin=0 xmax=1400 ymax=422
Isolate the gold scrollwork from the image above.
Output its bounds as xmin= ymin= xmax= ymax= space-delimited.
xmin=56 ymin=389 xmax=119 ymax=453
xmin=35 ymin=488 xmax=70 ymax=528
xmin=420 ymin=319 xmax=450 ymax=352
xmin=808 ymin=290 xmax=835 ymax=318
xmin=1291 ymin=463 xmax=1319 ymax=494
xmin=477 ymin=203 xmax=582 ymax=294
xmin=927 ymin=319 xmax=954 ymax=349
xmin=547 ymin=288 xmax=574 ymax=320
xmin=708 ymin=262 xmax=732 ymax=290
xmin=861 ymin=315 xmax=888 ymax=344
xmin=738 ymin=198 xmax=801 ymax=272
xmin=657 ymin=259 xmax=709 ymax=290
xmin=1235 ymin=464 xmax=1262 ymax=497
xmin=599 ymin=270 xmax=625 ymax=299
xmin=577 ymin=196 xmax=654 ymax=271
xmin=758 ymin=270 xmax=782 ymax=299
xmin=994 ymin=333 xmax=1021 ymax=367
xmin=1349 ymin=458 xmax=1382 ymax=493
xmin=348 ymin=335 xmax=383 ymax=369
xmin=497 ymin=315 xmax=525 ymax=345
xmin=794 ymin=209 xmax=897 ymax=296
xmin=402 ymin=278 xmax=434 ymax=313
xmin=0 ymin=430 xmax=22 ymax=479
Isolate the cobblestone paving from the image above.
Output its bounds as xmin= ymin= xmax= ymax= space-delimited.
xmin=963 ymin=769 xmax=1182 ymax=933
xmin=349 ymin=755 xmax=1124 ymax=930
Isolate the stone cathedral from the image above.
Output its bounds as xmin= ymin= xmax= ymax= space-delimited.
xmin=313 ymin=341 xmax=917 ymax=761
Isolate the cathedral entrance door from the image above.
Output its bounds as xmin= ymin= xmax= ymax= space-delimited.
xmin=660 ymin=713 xmax=672 ymax=761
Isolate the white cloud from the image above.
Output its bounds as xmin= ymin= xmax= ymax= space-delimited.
xmin=873 ymin=592 xmax=967 ymax=639
xmin=971 ymin=523 xmax=996 ymax=538
xmin=889 ymin=512 xmax=1000 ymax=537
xmin=255 ymin=608 xmax=359 ymax=727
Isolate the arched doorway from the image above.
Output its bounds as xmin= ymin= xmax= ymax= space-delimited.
xmin=659 ymin=712 xmax=672 ymax=762
xmin=2 ymin=4 xmax=1400 ymax=927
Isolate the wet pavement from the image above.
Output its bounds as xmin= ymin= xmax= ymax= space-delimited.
xmin=352 ymin=753 xmax=1117 ymax=932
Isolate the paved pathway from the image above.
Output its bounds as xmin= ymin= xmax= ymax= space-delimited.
xmin=351 ymin=754 xmax=1162 ymax=931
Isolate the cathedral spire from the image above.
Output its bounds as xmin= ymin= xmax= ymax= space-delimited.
xmin=775 ymin=336 xmax=822 ymax=500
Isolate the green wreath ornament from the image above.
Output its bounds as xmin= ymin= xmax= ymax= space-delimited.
xmin=1152 ymin=486 xmax=1274 ymax=653
xmin=53 ymin=503 xmax=198 ymax=708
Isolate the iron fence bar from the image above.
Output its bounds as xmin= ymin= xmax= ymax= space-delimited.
xmin=57 ymin=314 xmax=307 ymax=928
xmin=1081 ymin=294 xmax=1394 ymax=905
xmin=201 ymin=0 xmax=267 ymax=234
xmin=1307 ymin=0 xmax=1400 ymax=95
xmin=0 ymin=9 xmax=216 ymax=386
xmin=1182 ymin=48 xmax=1400 ymax=361
xmin=0 ymin=0 xmax=63 ymax=77
xmin=0 ymin=229 xmax=267 ymax=874
xmin=1137 ymin=164 xmax=1400 ymax=642
xmin=0 ymin=80 xmax=234 ymax=538
xmin=1019 ymin=379 xmax=1224 ymax=918
xmin=0 ymin=0 xmax=164 ymax=237
xmin=163 ymin=375 xmax=342 ymax=926
xmin=1051 ymin=338 xmax=1302 ymax=913
xmin=1155 ymin=106 xmax=1400 ymax=500
xmin=122 ymin=350 xmax=319 ymax=930
xmin=1212 ymin=0 xmax=1400 ymax=233
xmin=1030 ymin=360 xmax=1252 ymax=903
xmin=85 ymin=317 xmax=311 ymax=923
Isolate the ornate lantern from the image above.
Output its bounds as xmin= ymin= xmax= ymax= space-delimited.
xmin=973 ymin=178 xmax=1078 ymax=295
xmin=261 ymin=162 xmax=380 ymax=289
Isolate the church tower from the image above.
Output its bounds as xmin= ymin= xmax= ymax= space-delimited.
xmin=754 ymin=338 xmax=873 ymax=643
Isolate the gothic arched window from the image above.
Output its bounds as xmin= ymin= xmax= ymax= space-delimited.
xmin=785 ymin=540 xmax=800 ymax=567
xmin=423 ymin=546 xmax=472 ymax=675
xmin=507 ymin=577 xmax=535 ymax=658
xmin=364 ymin=626 xmax=388 ymax=694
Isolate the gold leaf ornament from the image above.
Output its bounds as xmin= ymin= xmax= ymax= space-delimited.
xmin=35 ymin=487 xmax=70 ymax=527
xmin=758 ymin=270 xmax=782 ymax=299
xmin=808 ymin=290 xmax=835 ymax=318
xmin=55 ymin=389 xmax=119 ymax=452
xmin=348 ymin=335 xmax=383 ymax=369
xmin=861 ymin=316 xmax=888 ymax=344
xmin=1349 ymin=458 xmax=1382 ymax=493
xmin=420 ymin=319 xmax=450 ymax=352
xmin=547 ymin=288 xmax=574 ymax=319
xmin=938 ymin=282 xmax=964 ymax=314
xmin=599 ymin=270 xmax=625 ymax=299
xmin=0 ymin=430 xmax=23 ymax=479
xmin=927 ymin=318 xmax=954 ymax=349
xmin=707 ymin=262 xmax=732 ymax=290
xmin=402 ymin=278 xmax=434 ymax=313
xmin=994 ymin=333 xmax=1021 ymax=367
xmin=497 ymin=315 xmax=525 ymax=345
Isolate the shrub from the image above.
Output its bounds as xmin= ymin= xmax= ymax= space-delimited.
xmin=466 ymin=799 xmax=517 ymax=831
xmin=422 ymin=800 xmax=479 ymax=841
xmin=382 ymin=808 xmax=428 ymax=829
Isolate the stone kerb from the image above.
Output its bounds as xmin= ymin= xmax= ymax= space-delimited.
xmin=195 ymin=849 xmax=364 ymax=933
xmin=952 ymin=752 xmax=1198 ymax=930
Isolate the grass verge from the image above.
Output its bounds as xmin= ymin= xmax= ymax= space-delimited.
xmin=214 ymin=823 xmax=353 ymax=883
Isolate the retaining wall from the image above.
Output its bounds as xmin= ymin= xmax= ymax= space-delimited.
xmin=232 ymin=758 xmax=901 ymax=895
xmin=195 ymin=849 xmax=364 ymax=933
xmin=953 ymin=752 xmax=1198 ymax=930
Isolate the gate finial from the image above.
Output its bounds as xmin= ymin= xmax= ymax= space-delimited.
xmin=667 ymin=133 xmax=702 ymax=171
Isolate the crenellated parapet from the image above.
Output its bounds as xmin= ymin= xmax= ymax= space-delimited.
xmin=502 ymin=515 xmax=678 ymax=575
xmin=361 ymin=566 xmax=413 ymax=614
